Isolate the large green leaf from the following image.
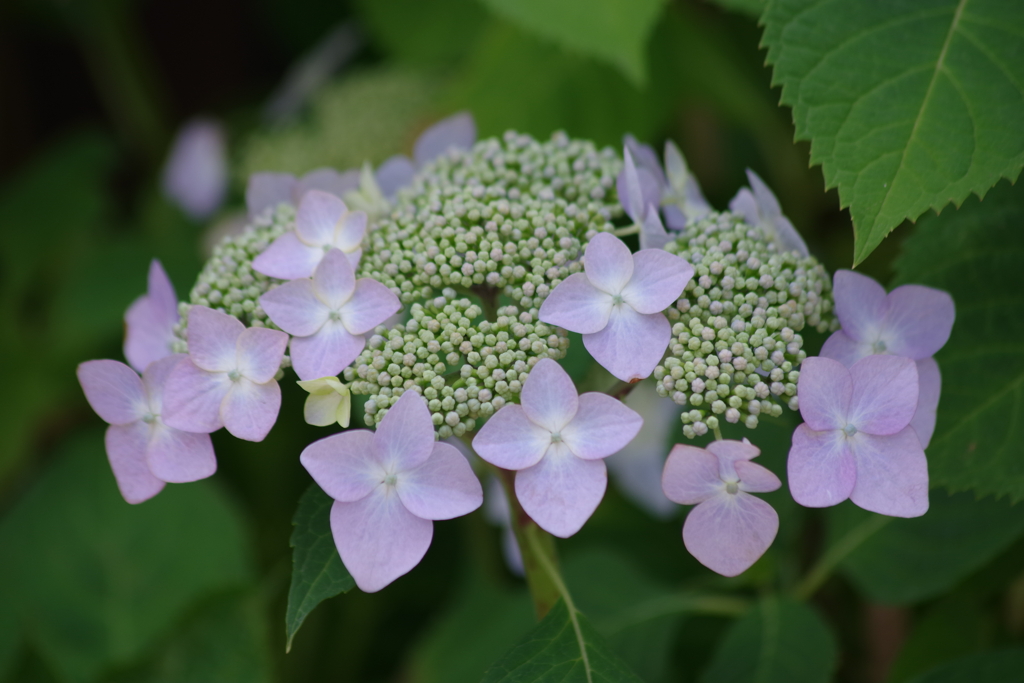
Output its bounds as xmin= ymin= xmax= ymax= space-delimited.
xmin=285 ymin=484 xmax=354 ymax=652
xmin=904 ymin=649 xmax=1024 ymax=683
xmin=887 ymin=596 xmax=990 ymax=683
xmin=480 ymin=599 xmax=645 ymax=683
xmin=700 ymin=597 xmax=837 ymax=683
xmin=762 ymin=0 xmax=1024 ymax=264
xmin=892 ymin=179 xmax=1024 ymax=500
xmin=479 ymin=0 xmax=666 ymax=86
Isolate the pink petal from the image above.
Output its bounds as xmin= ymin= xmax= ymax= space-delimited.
xmin=820 ymin=329 xmax=871 ymax=367
xmin=849 ymin=428 xmax=929 ymax=517
xmin=583 ymin=306 xmax=670 ymax=382
xmin=236 ymin=327 xmax=288 ymax=384
xmin=145 ymin=259 xmax=179 ymax=327
xmin=123 ymin=260 xmax=179 ymax=373
xmin=625 ymin=134 xmax=667 ymax=189
xmin=146 ymin=423 xmax=216 ymax=483
xmin=161 ymin=118 xmax=228 ymax=220
xmin=734 ymin=460 xmax=782 ymax=494
xmin=520 ymin=358 xmax=579 ymax=433
xmin=376 ymin=155 xmax=416 ymax=198
xmin=340 ymin=279 xmax=401 ymax=335
xmin=221 ymin=377 xmax=281 ymax=442
xmin=296 ymin=167 xmax=358 ymax=202
xmin=584 ymin=233 xmax=634 ymax=295
xmin=289 ymin=320 xmax=365 ymax=381
xmin=746 ymin=169 xmax=808 ymax=257
xmin=187 ymin=306 xmax=244 ymax=373
xmin=140 ymin=354 xmax=186 ymax=415
xmin=621 ymin=249 xmax=693 ymax=314
xmin=300 ymin=430 xmax=383 ymax=502
xmin=617 ymin=148 xmax=661 ymax=224
xmin=373 ymin=391 xmax=436 ymax=471
xmin=833 ymin=270 xmax=888 ymax=343
xmin=246 ymin=172 xmax=296 ymax=217
xmin=397 ymin=442 xmax=483 ymax=520
xmin=911 ymin=357 xmax=941 ymax=448
xmin=787 ymin=424 xmax=856 ymax=508
xmin=515 ymin=444 xmax=607 ymax=538
xmin=706 ymin=440 xmax=759 ymax=463
xmin=882 ymin=284 xmax=955 ymax=359
xmin=252 ymin=232 xmax=323 ymax=280
xmin=312 ymin=249 xmax=357 ymax=309
xmin=796 ymin=357 xmax=852 ymax=431
xmin=161 ymin=359 xmax=229 ymax=433
xmin=297 ymin=190 xmax=347 ymax=246
xmin=683 ymin=492 xmax=778 ymax=577
xmin=848 ymin=355 xmax=918 ymax=435
xmin=472 ymin=405 xmax=552 ymax=470
xmin=413 ymin=111 xmax=476 ymax=167
xmin=105 ymin=422 xmax=166 ymax=504
xmin=639 ymin=205 xmax=672 ymax=251
xmin=537 ymin=273 xmax=613 ymax=334
xmin=77 ymin=359 xmax=148 ymax=425
xmin=260 ymin=279 xmax=329 ymax=337
xmin=561 ymin=393 xmax=643 ymax=460
xmin=330 ymin=492 xmax=433 ymax=593
xmin=332 ymin=211 xmax=367 ymax=253
xmin=661 ymin=444 xmax=723 ymax=505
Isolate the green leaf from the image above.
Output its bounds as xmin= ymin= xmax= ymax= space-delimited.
xmin=892 ymin=179 xmax=1024 ymax=500
xmin=700 ymin=597 xmax=837 ymax=683
xmin=832 ymin=490 xmax=1024 ymax=604
xmin=285 ymin=484 xmax=355 ymax=652
xmin=354 ymin=0 xmax=489 ymax=67
xmin=904 ymin=649 xmax=1024 ymax=683
xmin=703 ymin=0 xmax=765 ymax=18
xmin=480 ymin=599 xmax=645 ymax=683
xmin=887 ymin=595 xmax=989 ymax=683
xmin=478 ymin=0 xmax=666 ymax=86
xmin=762 ymin=0 xmax=1024 ymax=264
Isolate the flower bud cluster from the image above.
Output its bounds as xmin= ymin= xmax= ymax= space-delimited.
xmin=654 ymin=211 xmax=837 ymax=437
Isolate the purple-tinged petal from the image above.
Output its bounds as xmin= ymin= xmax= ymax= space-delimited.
xmin=849 ymin=428 xmax=929 ymax=517
xmin=374 ymin=391 xmax=435 ymax=471
xmin=236 ymin=327 xmax=288 ymax=384
xmin=515 ymin=444 xmax=606 ymax=538
xmin=706 ymin=439 xmax=759 ymax=463
xmin=537 ymin=273 xmax=613 ymax=334
xmin=662 ymin=205 xmax=687 ymax=231
xmin=683 ymin=492 xmax=778 ymax=577
xmin=745 ymin=169 xmax=808 ymax=257
xmin=584 ymin=233 xmax=634 ymax=295
xmin=246 ymin=172 xmax=296 ymax=218
xmin=796 ymin=357 xmax=852 ymax=431
xmin=141 ymin=354 xmax=186 ymax=416
xmin=788 ymin=424 xmax=856 ymax=507
xmin=728 ymin=187 xmax=758 ymax=226
xmin=187 ymin=306 xmax=244 ymax=373
xmin=561 ymin=393 xmax=643 ymax=460
xmin=911 ymin=357 xmax=941 ymax=448
xmin=161 ymin=118 xmax=228 ymax=220
xmin=289 ymin=320 xmax=364 ymax=382
xmin=520 ymin=358 xmax=579 ymax=433
xmin=260 ymin=280 xmax=329 ymax=337
xmin=340 ymin=279 xmax=401 ymax=335
xmin=397 ymin=442 xmax=483 ymax=520
xmin=221 ymin=377 xmax=280 ymax=442
xmin=472 ymin=405 xmax=551 ymax=470
xmin=662 ymin=444 xmax=723 ymax=505
xmin=820 ymin=329 xmax=872 ymax=367
xmin=333 ymin=211 xmax=367 ymax=253
xmin=311 ymin=249 xmax=356 ymax=310
xmin=297 ymin=190 xmax=348 ymax=246
xmin=105 ymin=422 xmax=166 ymax=504
xmin=621 ymin=248 xmax=692 ymax=314
xmin=296 ymin=167 xmax=359 ymax=202
xmin=639 ymin=205 xmax=673 ymax=251
xmin=881 ymin=285 xmax=955 ymax=359
xmin=848 ymin=355 xmax=918 ymax=435
xmin=624 ymin=134 xmax=667 ymax=189
xmin=77 ymin=359 xmax=148 ymax=425
xmin=162 ymin=359 xmax=229 ymax=433
xmin=617 ymin=148 xmax=661 ymax=224
xmin=414 ymin=111 xmax=476 ymax=167
xmin=376 ymin=155 xmax=416 ymax=198
xmin=146 ymin=423 xmax=216 ymax=483
xmin=664 ymin=141 xmax=711 ymax=221
xmin=583 ymin=306 xmax=670 ymax=383
xmin=833 ymin=270 xmax=889 ymax=343
xmin=502 ymin=527 xmax=525 ymax=576
xmin=124 ymin=259 xmax=179 ymax=373
xmin=734 ymin=460 xmax=781 ymax=494
xmin=252 ymin=232 xmax=323 ymax=280
xmin=301 ymin=430 xmax=382 ymax=502
xmin=330 ymin=492 xmax=432 ymax=593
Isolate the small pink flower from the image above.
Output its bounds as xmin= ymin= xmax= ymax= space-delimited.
xmin=162 ymin=306 xmax=289 ymax=442
xmin=301 ymin=391 xmax=483 ymax=592
xmin=472 ymin=359 xmax=643 ymax=538
xmin=539 ymin=233 xmax=693 ymax=382
xmin=662 ymin=439 xmax=780 ymax=577
xmin=124 ymin=259 xmax=179 ymax=373
xmin=246 ymin=168 xmax=358 ymax=219
xmin=259 ymin=248 xmax=401 ymax=381
xmin=77 ymin=355 xmax=216 ymax=504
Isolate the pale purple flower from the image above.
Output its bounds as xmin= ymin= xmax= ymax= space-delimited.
xmin=482 ymin=476 xmax=525 ymax=576
xmin=662 ymin=140 xmax=712 ymax=228
xmin=252 ymin=190 xmax=368 ymax=280
xmin=301 ymin=390 xmax=483 ymax=592
xmin=821 ymin=270 xmax=955 ymax=447
xmin=472 ymin=359 xmax=643 ymax=538
xmin=77 ymin=355 xmax=216 ymax=504
xmin=246 ymin=168 xmax=358 ymax=219
xmin=124 ymin=259 xmax=179 ymax=373
xmin=616 ymin=136 xmax=711 ymax=231
xmin=539 ymin=233 xmax=693 ymax=382
xmin=162 ymin=306 xmax=289 ymax=442
xmin=161 ymin=118 xmax=228 ymax=220
xmin=259 ymin=248 xmax=400 ymax=381
xmin=662 ymin=439 xmax=780 ymax=577
xmin=729 ymin=169 xmax=808 ymax=257
xmin=617 ymin=147 xmax=671 ymax=251
xmin=789 ymin=355 xmax=928 ymax=518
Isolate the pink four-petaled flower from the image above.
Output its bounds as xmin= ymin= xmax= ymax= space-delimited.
xmin=124 ymin=259 xmax=179 ymax=373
